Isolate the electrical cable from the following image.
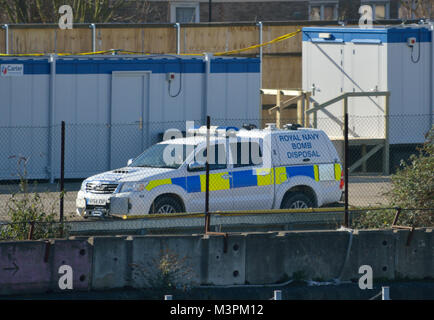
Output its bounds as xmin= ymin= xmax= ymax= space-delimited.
xmin=411 ymin=27 xmax=421 ymax=63
xmin=168 ymin=59 xmax=183 ymax=98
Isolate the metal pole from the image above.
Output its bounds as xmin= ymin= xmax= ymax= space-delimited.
xmin=2 ymin=24 xmax=9 ymax=54
xmin=383 ymin=94 xmax=390 ymax=175
xmin=273 ymin=290 xmax=282 ymax=300
xmin=344 ymin=112 xmax=349 ymax=228
xmin=205 ymin=116 xmax=211 ymax=233
xmin=49 ymin=54 xmax=57 ymax=183
xmin=175 ymin=23 xmax=180 ymax=54
xmin=276 ymin=90 xmax=281 ymax=129
xmin=59 ymin=121 xmax=65 ymax=236
xmin=203 ymin=53 xmax=212 ymax=124
xmin=208 ymin=0 xmax=212 ymax=22
xmin=90 ymin=23 xmax=96 ymax=52
xmin=28 ymin=221 xmax=35 ymax=240
xmin=257 ymin=21 xmax=263 ymax=88
xmin=382 ymin=286 xmax=390 ymax=300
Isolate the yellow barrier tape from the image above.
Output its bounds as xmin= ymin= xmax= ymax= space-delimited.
xmin=214 ymin=29 xmax=301 ymax=56
xmin=0 ymin=29 xmax=301 ymax=57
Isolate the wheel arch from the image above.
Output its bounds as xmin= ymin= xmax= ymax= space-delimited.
xmin=280 ymin=185 xmax=318 ymax=209
xmin=150 ymin=192 xmax=186 ymax=213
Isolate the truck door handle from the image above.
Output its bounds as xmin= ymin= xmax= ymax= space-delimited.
xmin=257 ymin=170 xmax=270 ymax=176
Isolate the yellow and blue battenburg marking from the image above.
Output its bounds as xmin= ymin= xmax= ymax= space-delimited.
xmin=145 ymin=163 xmax=342 ymax=192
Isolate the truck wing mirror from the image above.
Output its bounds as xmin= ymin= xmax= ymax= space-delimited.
xmin=188 ymin=162 xmax=205 ymax=172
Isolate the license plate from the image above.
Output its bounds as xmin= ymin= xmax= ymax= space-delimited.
xmin=86 ymin=198 xmax=107 ymax=206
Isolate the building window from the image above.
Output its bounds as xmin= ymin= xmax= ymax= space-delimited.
xmin=170 ymin=2 xmax=200 ymax=23
xmin=309 ymin=1 xmax=338 ymax=20
xmin=399 ymin=1 xmax=433 ymax=19
xmin=361 ymin=1 xmax=390 ymax=19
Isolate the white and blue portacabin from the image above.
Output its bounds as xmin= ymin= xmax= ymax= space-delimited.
xmin=0 ymin=55 xmax=260 ymax=180
xmin=302 ymin=26 xmax=433 ymax=154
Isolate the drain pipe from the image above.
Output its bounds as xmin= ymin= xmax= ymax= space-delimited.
xmin=175 ymin=23 xmax=180 ymax=54
xmin=89 ymin=23 xmax=96 ymax=52
xmin=2 ymin=24 xmax=9 ymax=54
xmin=48 ymin=54 xmax=57 ymax=183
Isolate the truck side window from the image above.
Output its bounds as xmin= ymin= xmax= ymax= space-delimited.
xmin=192 ymin=144 xmax=227 ymax=171
xmin=230 ymin=142 xmax=262 ymax=168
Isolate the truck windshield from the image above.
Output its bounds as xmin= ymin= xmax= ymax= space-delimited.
xmin=128 ymin=143 xmax=195 ymax=169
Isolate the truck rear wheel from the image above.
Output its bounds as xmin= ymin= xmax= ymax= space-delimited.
xmin=281 ymin=192 xmax=313 ymax=209
xmin=150 ymin=195 xmax=184 ymax=214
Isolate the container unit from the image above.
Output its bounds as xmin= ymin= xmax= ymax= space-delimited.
xmin=302 ymin=25 xmax=433 ymax=171
xmin=302 ymin=25 xmax=433 ymax=143
xmin=0 ymin=55 xmax=260 ymax=180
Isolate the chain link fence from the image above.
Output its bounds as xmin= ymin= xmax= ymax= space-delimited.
xmin=0 ymin=115 xmax=432 ymax=240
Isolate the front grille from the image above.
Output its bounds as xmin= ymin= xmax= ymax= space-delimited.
xmin=86 ymin=182 xmax=118 ymax=194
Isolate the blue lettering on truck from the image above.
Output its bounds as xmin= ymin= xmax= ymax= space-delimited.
xmin=279 ymin=133 xmax=321 ymax=159
xmin=287 ymin=150 xmax=320 ymax=158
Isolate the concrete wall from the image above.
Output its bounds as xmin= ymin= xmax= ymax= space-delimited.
xmin=0 ymin=228 xmax=432 ymax=296
xmin=0 ymin=238 xmax=92 ymax=295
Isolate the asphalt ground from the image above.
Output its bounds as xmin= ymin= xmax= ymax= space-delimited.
xmin=0 ymin=176 xmax=392 ymax=222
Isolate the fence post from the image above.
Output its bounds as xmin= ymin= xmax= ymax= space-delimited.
xmin=297 ymin=94 xmax=304 ymax=126
xmin=204 ymin=116 xmax=211 ymax=233
xmin=276 ymin=90 xmax=281 ymax=129
xmin=28 ymin=221 xmax=35 ymax=240
xmin=304 ymin=92 xmax=310 ymax=127
xmin=175 ymin=23 xmax=180 ymax=54
xmin=59 ymin=121 xmax=65 ymax=237
xmin=257 ymin=21 xmax=263 ymax=88
xmin=2 ymin=24 xmax=8 ymax=54
xmin=344 ymin=112 xmax=349 ymax=228
xmin=90 ymin=23 xmax=96 ymax=52
xmin=383 ymin=94 xmax=390 ymax=175
xmin=49 ymin=54 xmax=57 ymax=184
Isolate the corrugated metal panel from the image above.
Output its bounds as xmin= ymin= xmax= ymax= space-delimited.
xmin=302 ymin=26 xmax=432 ymax=145
xmin=0 ymin=55 xmax=260 ymax=180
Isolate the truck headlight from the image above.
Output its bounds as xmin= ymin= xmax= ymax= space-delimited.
xmin=80 ymin=180 xmax=87 ymax=191
xmin=120 ymin=182 xmax=148 ymax=193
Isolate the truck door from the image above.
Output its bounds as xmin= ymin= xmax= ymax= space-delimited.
xmin=185 ymin=142 xmax=234 ymax=212
xmin=229 ymin=139 xmax=274 ymax=210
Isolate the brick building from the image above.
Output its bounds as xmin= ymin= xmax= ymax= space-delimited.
xmin=132 ymin=0 xmax=431 ymax=23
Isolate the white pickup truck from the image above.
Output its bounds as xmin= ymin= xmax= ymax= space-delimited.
xmin=76 ymin=124 xmax=343 ymax=218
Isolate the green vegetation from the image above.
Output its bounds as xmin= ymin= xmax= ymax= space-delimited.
xmin=131 ymin=247 xmax=196 ymax=293
xmin=0 ymin=157 xmax=66 ymax=241
xmin=353 ymin=127 xmax=434 ymax=229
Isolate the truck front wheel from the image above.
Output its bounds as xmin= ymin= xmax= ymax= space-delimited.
xmin=149 ymin=195 xmax=184 ymax=214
